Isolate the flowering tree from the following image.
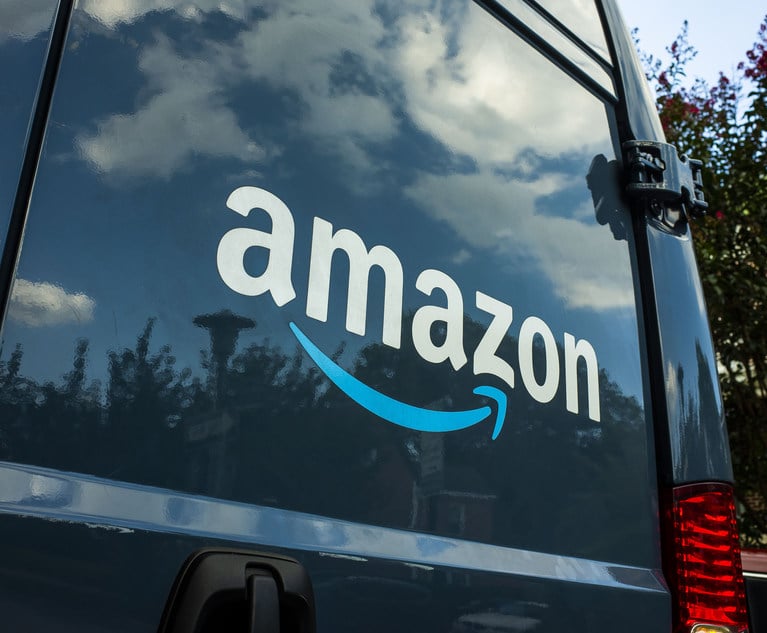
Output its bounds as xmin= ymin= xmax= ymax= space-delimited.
xmin=639 ymin=18 xmax=767 ymax=545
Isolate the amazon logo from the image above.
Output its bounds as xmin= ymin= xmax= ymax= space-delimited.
xmin=216 ymin=186 xmax=600 ymax=439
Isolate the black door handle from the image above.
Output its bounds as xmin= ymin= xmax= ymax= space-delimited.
xmin=248 ymin=570 xmax=280 ymax=633
xmin=158 ymin=549 xmax=316 ymax=633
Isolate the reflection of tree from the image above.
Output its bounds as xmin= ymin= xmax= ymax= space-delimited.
xmin=350 ymin=316 xmax=649 ymax=558
xmin=104 ymin=319 xmax=189 ymax=483
xmin=0 ymin=340 xmax=102 ymax=471
xmin=0 ymin=311 xmax=650 ymax=563
xmin=0 ymin=344 xmax=35 ymax=458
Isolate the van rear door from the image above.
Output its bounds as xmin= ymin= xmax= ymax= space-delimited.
xmin=0 ymin=1 xmax=670 ymax=631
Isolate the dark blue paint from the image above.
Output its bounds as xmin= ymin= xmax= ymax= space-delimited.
xmin=603 ymin=0 xmax=734 ymax=484
xmin=644 ymin=226 xmax=732 ymax=482
xmin=0 ymin=0 xmax=657 ymax=566
xmin=0 ymin=1 xmax=673 ymax=631
xmin=0 ymin=0 xmax=655 ymax=562
xmin=0 ymin=2 xmax=58 ymax=254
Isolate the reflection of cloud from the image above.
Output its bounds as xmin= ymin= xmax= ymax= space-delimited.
xmin=79 ymin=0 xmax=248 ymax=28
xmin=236 ymin=2 xmax=386 ymax=95
xmin=395 ymin=7 xmax=608 ymax=165
xmin=76 ymin=36 xmax=265 ymax=179
xmin=451 ymin=249 xmax=471 ymax=265
xmin=72 ymin=0 xmax=629 ymax=312
xmin=234 ymin=2 xmax=396 ymax=183
xmin=72 ymin=0 xmax=609 ymax=181
xmin=74 ymin=0 xmax=603 ymax=182
xmin=303 ymin=92 xmax=396 ymax=142
xmin=535 ymin=0 xmax=609 ymax=58
xmin=405 ymin=170 xmax=634 ymax=310
xmin=0 ymin=0 xmax=248 ymax=41
xmin=0 ymin=0 xmax=55 ymax=41
xmin=391 ymin=4 xmax=626 ymax=311
xmin=9 ymin=279 xmax=96 ymax=327
xmin=77 ymin=3 xmax=395 ymax=182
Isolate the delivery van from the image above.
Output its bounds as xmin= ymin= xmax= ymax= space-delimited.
xmin=0 ymin=0 xmax=755 ymax=631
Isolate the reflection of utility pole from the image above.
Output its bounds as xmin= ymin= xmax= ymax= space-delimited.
xmin=190 ymin=310 xmax=255 ymax=495
xmin=194 ymin=310 xmax=255 ymax=406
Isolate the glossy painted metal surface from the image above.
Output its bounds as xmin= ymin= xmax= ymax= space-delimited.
xmin=0 ymin=460 xmax=666 ymax=593
xmin=0 ymin=1 xmax=669 ymax=630
xmin=0 ymin=1 xmax=58 ymax=253
xmin=0 ymin=460 xmax=669 ymax=630
xmin=599 ymin=0 xmax=664 ymax=142
xmin=0 ymin=510 xmax=669 ymax=633
xmin=644 ymin=224 xmax=732 ymax=483
xmin=602 ymin=0 xmax=733 ymax=484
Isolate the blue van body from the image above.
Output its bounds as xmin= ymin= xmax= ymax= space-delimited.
xmin=0 ymin=1 xmax=745 ymax=631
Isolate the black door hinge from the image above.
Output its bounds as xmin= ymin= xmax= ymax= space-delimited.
xmin=623 ymin=140 xmax=708 ymax=221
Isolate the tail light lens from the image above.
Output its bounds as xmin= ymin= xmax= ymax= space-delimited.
xmin=666 ymin=482 xmax=749 ymax=633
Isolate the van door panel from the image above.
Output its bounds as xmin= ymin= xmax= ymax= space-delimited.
xmin=0 ymin=2 xmax=670 ymax=631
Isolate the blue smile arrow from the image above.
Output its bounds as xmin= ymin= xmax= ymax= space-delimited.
xmin=289 ymin=322 xmax=507 ymax=440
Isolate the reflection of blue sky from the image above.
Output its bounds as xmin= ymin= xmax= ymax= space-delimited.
xmin=3 ymin=0 xmax=644 ymax=402
xmin=0 ymin=2 xmax=56 ymax=252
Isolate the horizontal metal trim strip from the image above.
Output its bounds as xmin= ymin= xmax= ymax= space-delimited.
xmin=0 ymin=461 xmax=664 ymax=593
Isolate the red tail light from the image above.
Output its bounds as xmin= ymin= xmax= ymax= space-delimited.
xmin=666 ymin=482 xmax=749 ymax=633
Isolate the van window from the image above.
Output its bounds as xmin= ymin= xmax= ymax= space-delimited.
xmin=0 ymin=0 xmax=656 ymax=567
